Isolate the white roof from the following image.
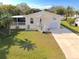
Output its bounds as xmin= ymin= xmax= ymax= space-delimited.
xmin=27 ymin=11 xmax=63 ymax=17
xmin=12 ymin=11 xmax=64 ymax=20
xmin=12 ymin=15 xmax=26 ymax=18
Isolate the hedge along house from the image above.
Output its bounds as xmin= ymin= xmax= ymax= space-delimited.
xmin=10 ymin=11 xmax=63 ymax=32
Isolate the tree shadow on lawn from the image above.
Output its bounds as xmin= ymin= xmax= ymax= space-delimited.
xmin=0 ymin=45 xmax=9 ymax=59
xmin=0 ymin=32 xmax=37 ymax=59
xmin=17 ymin=39 xmax=37 ymax=51
xmin=0 ymin=32 xmax=18 ymax=59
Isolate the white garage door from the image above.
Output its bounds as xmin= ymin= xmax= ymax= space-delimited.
xmin=48 ymin=20 xmax=59 ymax=29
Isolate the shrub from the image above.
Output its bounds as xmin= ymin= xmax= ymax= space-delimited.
xmin=67 ymin=18 xmax=75 ymax=25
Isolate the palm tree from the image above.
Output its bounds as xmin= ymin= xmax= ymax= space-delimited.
xmin=65 ymin=6 xmax=75 ymax=20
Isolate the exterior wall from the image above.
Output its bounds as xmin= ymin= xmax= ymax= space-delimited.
xmin=25 ymin=16 xmax=41 ymax=31
xmin=10 ymin=25 xmax=26 ymax=29
xmin=10 ymin=11 xmax=63 ymax=32
xmin=10 ymin=18 xmax=26 ymax=29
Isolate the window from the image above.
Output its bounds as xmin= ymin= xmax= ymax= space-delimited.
xmin=18 ymin=18 xmax=25 ymax=22
xmin=30 ymin=18 xmax=34 ymax=24
xmin=40 ymin=18 xmax=42 ymax=23
xmin=40 ymin=18 xmax=42 ymax=30
xmin=18 ymin=18 xmax=25 ymax=25
xmin=13 ymin=17 xmax=26 ymax=25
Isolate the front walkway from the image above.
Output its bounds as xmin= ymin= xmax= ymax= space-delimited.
xmin=52 ymin=28 xmax=79 ymax=59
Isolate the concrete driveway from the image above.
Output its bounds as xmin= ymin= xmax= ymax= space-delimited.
xmin=52 ymin=28 xmax=79 ymax=59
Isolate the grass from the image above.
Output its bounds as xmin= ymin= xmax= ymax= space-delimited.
xmin=0 ymin=31 xmax=65 ymax=59
xmin=61 ymin=21 xmax=79 ymax=33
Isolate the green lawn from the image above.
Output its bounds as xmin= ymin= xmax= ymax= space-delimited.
xmin=0 ymin=31 xmax=65 ymax=59
xmin=61 ymin=21 xmax=79 ymax=33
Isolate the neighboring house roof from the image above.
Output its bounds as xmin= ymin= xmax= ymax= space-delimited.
xmin=74 ymin=14 xmax=79 ymax=18
xmin=68 ymin=15 xmax=79 ymax=19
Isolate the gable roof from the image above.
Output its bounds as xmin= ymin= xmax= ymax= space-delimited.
xmin=27 ymin=11 xmax=63 ymax=17
xmin=12 ymin=10 xmax=64 ymax=19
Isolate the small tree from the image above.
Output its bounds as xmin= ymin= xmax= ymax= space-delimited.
xmin=0 ymin=13 xmax=13 ymax=34
xmin=67 ymin=18 xmax=75 ymax=25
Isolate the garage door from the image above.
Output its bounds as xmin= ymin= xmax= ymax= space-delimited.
xmin=48 ymin=20 xmax=59 ymax=29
